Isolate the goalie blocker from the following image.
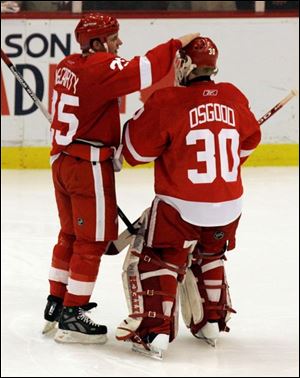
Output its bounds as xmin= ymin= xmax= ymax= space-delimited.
xmin=115 ymin=199 xmax=238 ymax=356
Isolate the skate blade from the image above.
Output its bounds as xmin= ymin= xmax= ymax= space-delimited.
xmin=54 ymin=329 xmax=108 ymax=344
xmin=132 ymin=343 xmax=163 ymax=360
xmin=203 ymin=337 xmax=216 ymax=347
xmin=42 ymin=320 xmax=57 ymax=334
xmin=194 ymin=334 xmax=217 ymax=347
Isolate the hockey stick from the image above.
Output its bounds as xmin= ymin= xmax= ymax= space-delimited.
xmin=1 ymin=48 xmax=135 ymax=237
xmin=1 ymin=49 xmax=52 ymax=123
xmin=106 ymin=89 xmax=299 ymax=255
xmin=258 ymin=89 xmax=298 ymax=125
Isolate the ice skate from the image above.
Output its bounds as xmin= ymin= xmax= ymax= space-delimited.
xmin=54 ymin=302 xmax=107 ymax=344
xmin=131 ymin=334 xmax=169 ymax=360
xmin=42 ymin=295 xmax=63 ymax=334
xmin=194 ymin=322 xmax=219 ymax=347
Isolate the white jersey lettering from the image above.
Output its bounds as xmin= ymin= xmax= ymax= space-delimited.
xmin=189 ymin=103 xmax=236 ymax=127
xmin=55 ymin=67 xmax=79 ymax=95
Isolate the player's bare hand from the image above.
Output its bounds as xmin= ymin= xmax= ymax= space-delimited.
xmin=178 ymin=33 xmax=200 ymax=47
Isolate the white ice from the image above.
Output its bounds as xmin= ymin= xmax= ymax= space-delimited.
xmin=1 ymin=167 xmax=299 ymax=377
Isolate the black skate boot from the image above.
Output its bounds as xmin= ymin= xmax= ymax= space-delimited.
xmin=54 ymin=302 xmax=108 ymax=344
xmin=42 ymin=295 xmax=63 ymax=334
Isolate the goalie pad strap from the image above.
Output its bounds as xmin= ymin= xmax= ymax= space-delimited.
xmin=137 ymin=289 xmax=176 ymax=299
xmin=131 ymin=251 xmax=186 ymax=275
xmin=200 ymin=284 xmax=227 ymax=289
xmin=192 ymin=247 xmax=227 ymax=264
xmin=117 ymin=327 xmax=151 ymax=350
xmin=205 ymin=304 xmax=237 ymax=313
xmin=130 ymin=311 xmax=171 ymax=321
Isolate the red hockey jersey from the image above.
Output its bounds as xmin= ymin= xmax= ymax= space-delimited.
xmin=122 ymin=81 xmax=261 ymax=226
xmin=50 ymin=39 xmax=181 ymax=163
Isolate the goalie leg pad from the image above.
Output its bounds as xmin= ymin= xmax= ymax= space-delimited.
xmin=116 ymin=210 xmax=190 ymax=350
xmin=185 ymin=217 xmax=240 ymax=335
xmin=116 ymin=246 xmax=186 ymax=345
xmin=180 ymin=255 xmax=236 ymax=337
xmin=116 ymin=209 xmax=150 ymax=343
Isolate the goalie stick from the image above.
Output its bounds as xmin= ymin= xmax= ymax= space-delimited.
xmin=1 ymin=48 xmax=135 ymax=247
xmin=258 ymin=89 xmax=298 ymax=125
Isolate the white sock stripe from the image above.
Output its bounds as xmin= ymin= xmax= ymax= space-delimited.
xmin=67 ymin=278 xmax=95 ymax=296
xmin=125 ymin=126 xmax=157 ymax=163
xmin=49 ymin=267 xmax=69 ymax=284
xmin=201 ymin=260 xmax=223 ymax=273
xmin=90 ymin=147 xmax=105 ymax=241
xmin=140 ymin=268 xmax=178 ymax=281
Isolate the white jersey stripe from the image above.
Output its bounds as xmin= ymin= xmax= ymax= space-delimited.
xmin=139 ymin=56 xmax=152 ymax=89
xmin=50 ymin=153 xmax=61 ymax=165
xmin=125 ymin=126 xmax=157 ymax=163
xmin=240 ymin=148 xmax=255 ymax=157
xmin=157 ymin=194 xmax=242 ymax=227
xmin=90 ymin=146 xmax=105 ymax=241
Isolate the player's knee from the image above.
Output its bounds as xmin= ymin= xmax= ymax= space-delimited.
xmin=52 ymin=231 xmax=75 ymax=261
xmin=73 ymin=240 xmax=108 ymax=257
xmin=71 ymin=241 xmax=108 ymax=276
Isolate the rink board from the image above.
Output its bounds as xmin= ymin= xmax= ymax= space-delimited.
xmin=1 ymin=143 xmax=298 ymax=169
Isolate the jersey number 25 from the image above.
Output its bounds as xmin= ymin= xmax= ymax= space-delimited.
xmin=50 ymin=90 xmax=79 ymax=146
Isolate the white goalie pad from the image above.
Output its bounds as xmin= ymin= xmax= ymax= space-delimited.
xmin=224 ymin=269 xmax=234 ymax=324
xmin=116 ymin=209 xmax=150 ymax=341
xmin=179 ymin=268 xmax=204 ymax=328
xmin=180 ymin=262 xmax=234 ymax=334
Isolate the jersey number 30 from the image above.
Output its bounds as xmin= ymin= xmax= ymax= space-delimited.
xmin=186 ymin=129 xmax=240 ymax=183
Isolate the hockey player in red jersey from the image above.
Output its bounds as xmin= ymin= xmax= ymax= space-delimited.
xmin=42 ymin=12 xmax=200 ymax=344
xmin=116 ymin=36 xmax=261 ymax=358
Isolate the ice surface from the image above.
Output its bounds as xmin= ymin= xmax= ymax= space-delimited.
xmin=1 ymin=167 xmax=299 ymax=377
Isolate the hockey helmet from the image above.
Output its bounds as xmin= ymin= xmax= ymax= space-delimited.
xmin=75 ymin=13 xmax=119 ymax=50
xmin=183 ymin=37 xmax=218 ymax=70
xmin=175 ymin=37 xmax=219 ymax=85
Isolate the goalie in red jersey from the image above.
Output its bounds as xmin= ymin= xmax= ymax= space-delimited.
xmin=116 ymin=36 xmax=261 ymax=358
xmin=42 ymin=11 xmax=199 ymax=344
